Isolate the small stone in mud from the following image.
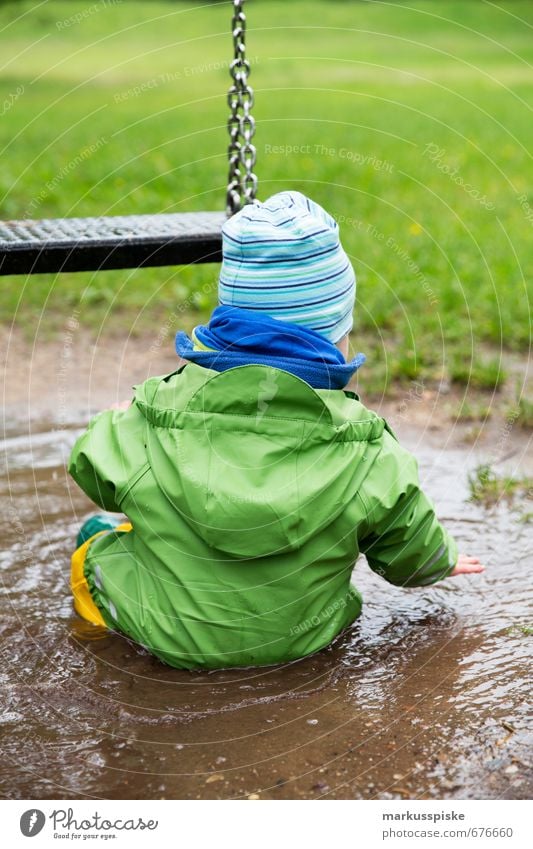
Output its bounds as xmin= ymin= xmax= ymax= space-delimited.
xmin=307 ymin=718 xmax=319 ymax=725
xmin=85 ymin=752 xmax=105 ymax=767
xmin=505 ymin=765 xmax=519 ymax=774
xmin=215 ymin=756 xmax=227 ymax=764
xmin=312 ymin=781 xmax=330 ymax=792
xmin=248 ymin=793 xmax=260 ymax=800
xmin=205 ymin=773 xmax=224 ymax=783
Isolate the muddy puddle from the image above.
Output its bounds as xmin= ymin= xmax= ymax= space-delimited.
xmin=0 ymin=412 xmax=531 ymax=800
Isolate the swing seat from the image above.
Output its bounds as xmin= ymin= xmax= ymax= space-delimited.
xmin=0 ymin=211 xmax=225 ymax=276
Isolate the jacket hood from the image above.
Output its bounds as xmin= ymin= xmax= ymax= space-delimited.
xmin=134 ymin=363 xmax=385 ymax=559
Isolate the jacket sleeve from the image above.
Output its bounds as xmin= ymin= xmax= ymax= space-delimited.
xmin=358 ymin=427 xmax=457 ymax=587
xmin=68 ymin=406 xmax=140 ymax=513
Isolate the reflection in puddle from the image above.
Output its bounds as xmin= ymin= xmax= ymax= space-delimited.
xmin=0 ymin=420 xmax=531 ymax=799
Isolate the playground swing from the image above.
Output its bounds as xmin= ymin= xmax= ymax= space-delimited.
xmin=0 ymin=0 xmax=257 ymax=277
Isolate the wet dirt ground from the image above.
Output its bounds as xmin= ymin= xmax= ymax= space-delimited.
xmin=1 ymin=333 xmax=532 ymax=800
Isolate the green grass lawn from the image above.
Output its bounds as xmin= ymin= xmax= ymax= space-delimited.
xmin=0 ymin=0 xmax=531 ymax=394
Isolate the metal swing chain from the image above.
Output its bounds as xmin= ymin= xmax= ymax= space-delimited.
xmin=226 ymin=0 xmax=257 ymax=215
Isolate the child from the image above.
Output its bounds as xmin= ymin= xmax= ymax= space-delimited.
xmin=69 ymin=191 xmax=484 ymax=669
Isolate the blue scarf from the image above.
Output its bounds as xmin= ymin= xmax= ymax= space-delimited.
xmin=175 ymin=306 xmax=365 ymax=390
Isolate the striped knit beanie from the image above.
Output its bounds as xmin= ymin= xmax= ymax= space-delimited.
xmin=219 ymin=191 xmax=356 ymax=344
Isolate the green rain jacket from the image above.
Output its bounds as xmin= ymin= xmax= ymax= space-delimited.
xmin=69 ymin=363 xmax=457 ymax=669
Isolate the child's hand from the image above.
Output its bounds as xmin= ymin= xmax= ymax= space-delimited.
xmin=450 ymin=554 xmax=485 ymax=576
